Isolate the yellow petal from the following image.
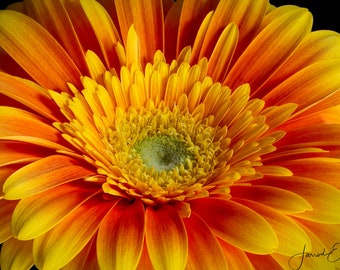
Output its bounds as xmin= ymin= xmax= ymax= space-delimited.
xmin=0 ymin=10 xmax=81 ymax=91
xmin=0 ymin=72 xmax=61 ymax=121
xmin=97 ymin=200 xmax=145 ymax=270
xmin=80 ymin=0 xmax=123 ymax=68
xmin=0 ymin=106 xmax=61 ymax=141
xmin=3 ymin=155 xmax=94 ymax=199
xmin=263 ymin=59 xmax=340 ymax=114
xmin=219 ymin=240 xmax=254 ymax=270
xmin=145 ymin=204 xmax=188 ymax=270
xmin=191 ymin=198 xmax=278 ymax=254
xmin=33 ymin=193 xmax=114 ymax=270
xmin=0 ymin=238 xmax=34 ymax=270
xmin=258 ymin=30 xmax=340 ymax=97
xmin=184 ymin=212 xmax=227 ymax=270
xmin=231 ymin=185 xmax=312 ymax=214
xmin=114 ymin=0 xmax=164 ymax=65
xmin=11 ymin=181 xmax=100 ymax=240
xmin=207 ymin=23 xmax=238 ymax=82
xmin=225 ymin=6 xmax=312 ymax=91
xmin=24 ymin=0 xmax=88 ymax=73
xmin=237 ymin=198 xmax=312 ymax=256
xmin=0 ymin=200 xmax=17 ymax=242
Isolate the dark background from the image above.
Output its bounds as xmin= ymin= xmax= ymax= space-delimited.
xmin=0 ymin=0 xmax=339 ymax=33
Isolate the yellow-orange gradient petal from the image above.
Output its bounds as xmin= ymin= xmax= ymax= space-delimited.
xmin=0 ymin=200 xmax=17 ymax=243
xmin=145 ymin=204 xmax=188 ymax=270
xmin=191 ymin=198 xmax=278 ymax=254
xmin=0 ymin=10 xmax=81 ymax=91
xmin=3 ymin=155 xmax=94 ymax=199
xmin=0 ymin=238 xmax=34 ymax=270
xmin=11 ymin=181 xmax=100 ymax=240
xmin=97 ymin=199 xmax=145 ymax=270
xmin=33 ymin=193 xmax=114 ymax=270
xmin=184 ymin=212 xmax=227 ymax=270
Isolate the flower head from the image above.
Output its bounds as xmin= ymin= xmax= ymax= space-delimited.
xmin=1 ymin=0 xmax=340 ymax=269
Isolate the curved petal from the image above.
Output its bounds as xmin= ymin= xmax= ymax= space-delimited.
xmin=0 ymin=10 xmax=81 ymax=91
xmin=97 ymin=199 xmax=145 ymax=270
xmin=246 ymin=253 xmax=283 ymax=270
xmin=199 ymin=0 xmax=267 ymax=60
xmin=0 ymin=238 xmax=34 ymax=270
xmin=224 ymin=6 xmax=312 ymax=91
xmin=257 ymin=30 xmax=340 ymax=97
xmin=11 ymin=181 xmax=100 ymax=240
xmin=254 ymin=176 xmax=340 ymax=224
xmin=0 ymin=72 xmax=61 ymax=121
xmin=231 ymin=185 xmax=312 ymax=214
xmin=114 ymin=0 xmax=164 ymax=65
xmin=183 ymin=212 xmax=227 ymax=270
xmin=190 ymin=198 xmax=278 ymax=254
xmin=0 ymin=141 xmax=49 ymax=166
xmin=0 ymin=199 xmax=17 ymax=242
xmin=63 ymin=234 xmax=100 ymax=270
xmin=145 ymin=204 xmax=188 ymax=270
xmin=263 ymin=59 xmax=340 ymax=114
xmin=0 ymin=106 xmax=61 ymax=141
xmin=23 ymin=0 xmax=88 ymax=74
xmin=176 ymin=0 xmax=219 ymax=55
xmin=80 ymin=0 xmax=123 ymax=69
xmin=207 ymin=23 xmax=238 ymax=82
xmin=3 ymin=155 xmax=95 ymax=199
xmin=219 ymin=240 xmax=254 ymax=270
xmin=236 ymin=198 xmax=312 ymax=256
xmin=33 ymin=193 xmax=114 ymax=270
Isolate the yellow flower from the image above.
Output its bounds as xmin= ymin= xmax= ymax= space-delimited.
xmin=1 ymin=0 xmax=340 ymax=269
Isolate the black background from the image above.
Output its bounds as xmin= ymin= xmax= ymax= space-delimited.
xmin=0 ymin=0 xmax=339 ymax=33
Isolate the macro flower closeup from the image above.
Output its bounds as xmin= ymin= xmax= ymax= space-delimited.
xmin=1 ymin=0 xmax=340 ymax=269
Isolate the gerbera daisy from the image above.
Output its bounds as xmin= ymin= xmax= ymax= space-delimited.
xmin=1 ymin=0 xmax=340 ymax=269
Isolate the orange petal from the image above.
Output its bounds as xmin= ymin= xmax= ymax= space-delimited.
xmin=236 ymin=198 xmax=312 ymax=256
xmin=80 ymin=0 xmax=123 ymax=68
xmin=224 ymin=6 xmax=312 ymax=91
xmin=255 ymin=176 xmax=340 ymax=224
xmin=97 ymin=199 xmax=145 ymax=270
xmin=23 ymin=0 xmax=88 ymax=74
xmin=0 ymin=106 xmax=61 ymax=141
xmin=219 ymin=240 xmax=254 ymax=270
xmin=63 ymin=235 xmax=99 ymax=270
xmin=191 ymin=198 xmax=278 ymax=254
xmin=207 ymin=23 xmax=238 ymax=82
xmin=0 ymin=238 xmax=34 ymax=270
xmin=0 ymin=10 xmax=81 ymax=91
xmin=0 ymin=141 xmax=48 ymax=166
xmin=136 ymin=239 xmax=154 ymax=270
xmin=263 ymin=59 xmax=340 ymax=113
xmin=33 ymin=193 xmax=114 ymax=269
xmin=199 ymin=0 xmax=267 ymax=60
xmin=3 ymin=155 xmax=94 ymax=199
xmin=163 ymin=0 xmax=183 ymax=59
xmin=231 ymin=185 xmax=312 ymax=214
xmin=0 ymin=200 xmax=17 ymax=243
xmin=145 ymin=204 xmax=188 ymax=270
xmin=246 ymin=253 xmax=283 ymax=270
xmin=11 ymin=181 xmax=100 ymax=240
xmin=278 ymin=158 xmax=340 ymax=188
xmin=176 ymin=0 xmax=219 ymax=55
xmin=114 ymin=0 xmax=164 ymax=65
xmin=183 ymin=212 xmax=227 ymax=270
xmin=257 ymin=30 xmax=340 ymax=97
xmin=0 ymin=73 xmax=61 ymax=121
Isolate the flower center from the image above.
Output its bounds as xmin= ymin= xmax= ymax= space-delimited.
xmin=50 ymin=49 xmax=294 ymax=205
xmin=133 ymin=135 xmax=192 ymax=172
